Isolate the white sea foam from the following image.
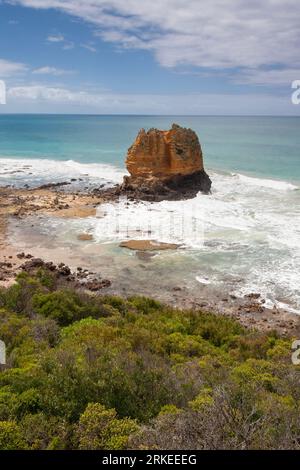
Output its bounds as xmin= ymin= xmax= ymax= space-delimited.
xmin=94 ymin=197 xmax=207 ymax=247
xmin=92 ymin=168 xmax=300 ymax=312
xmin=1 ymin=156 xmax=300 ymax=313
xmin=234 ymin=289 xmax=300 ymax=315
xmin=232 ymin=172 xmax=298 ymax=191
xmin=196 ymin=276 xmax=211 ymax=285
xmin=0 ymin=157 xmax=125 ymax=187
xmin=63 ymin=160 xmax=126 ymax=182
xmin=90 ymin=168 xmax=300 ymax=255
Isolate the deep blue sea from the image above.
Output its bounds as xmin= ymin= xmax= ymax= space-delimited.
xmin=1 ymin=115 xmax=299 ymax=313
xmin=0 ymin=114 xmax=299 ymax=182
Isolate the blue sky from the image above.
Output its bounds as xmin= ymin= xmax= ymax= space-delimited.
xmin=0 ymin=0 xmax=300 ymax=115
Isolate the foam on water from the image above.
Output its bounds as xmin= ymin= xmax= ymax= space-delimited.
xmin=1 ymin=156 xmax=299 ymax=313
xmin=196 ymin=276 xmax=211 ymax=285
xmin=233 ymin=173 xmax=299 ymax=191
xmin=94 ymin=197 xmax=208 ymax=247
xmin=91 ymin=169 xmax=300 ymax=312
xmin=0 ymin=157 xmax=125 ymax=188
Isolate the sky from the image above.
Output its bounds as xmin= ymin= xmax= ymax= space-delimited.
xmin=0 ymin=0 xmax=300 ymax=115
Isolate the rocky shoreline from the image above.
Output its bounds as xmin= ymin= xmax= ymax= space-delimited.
xmin=119 ymin=169 xmax=212 ymax=202
xmin=1 ymin=184 xmax=299 ymax=337
xmin=1 ymin=124 xmax=299 ymax=337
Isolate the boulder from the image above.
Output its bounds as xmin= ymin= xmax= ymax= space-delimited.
xmin=121 ymin=123 xmax=211 ymax=201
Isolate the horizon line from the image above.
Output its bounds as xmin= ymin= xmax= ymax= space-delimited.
xmin=0 ymin=113 xmax=300 ymax=118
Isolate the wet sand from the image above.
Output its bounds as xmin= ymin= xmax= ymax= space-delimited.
xmin=0 ymin=186 xmax=103 ymax=286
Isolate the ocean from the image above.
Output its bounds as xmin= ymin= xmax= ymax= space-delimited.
xmin=0 ymin=114 xmax=300 ymax=313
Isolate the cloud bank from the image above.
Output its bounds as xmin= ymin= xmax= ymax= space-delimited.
xmin=6 ymin=84 xmax=297 ymax=115
xmin=32 ymin=66 xmax=76 ymax=76
xmin=0 ymin=58 xmax=27 ymax=77
xmin=9 ymin=0 xmax=300 ymax=84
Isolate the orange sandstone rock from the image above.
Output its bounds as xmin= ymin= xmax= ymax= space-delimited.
xmin=121 ymin=123 xmax=211 ymax=201
xmin=126 ymin=123 xmax=204 ymax=178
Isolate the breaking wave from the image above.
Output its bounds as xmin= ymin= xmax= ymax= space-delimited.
xmin=1 ymin=157 xmax=299 ymax=312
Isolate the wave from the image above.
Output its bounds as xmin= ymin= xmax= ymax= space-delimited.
xmin=1 ymin=156 xmax=297 ymax=192
xmin=234 ymin=289 xmax=300 ymax=315
xmin=231 ymin=172 xmax=298 ymax=191
xmin=2 ymin=155 xmax=299 ymax=313
xmin=63 ymin=159 xmax=126 ymax=182
xmin=0 ymin=156 xmax=125 ymax=187
xmin=91 ymin=169 xmax=300 ymax=313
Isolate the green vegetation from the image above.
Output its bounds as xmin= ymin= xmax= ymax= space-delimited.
xmin=0 ymin=270 xmax=299 ymax=449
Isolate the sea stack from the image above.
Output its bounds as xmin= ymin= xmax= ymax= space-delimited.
xmin=121 ymin=123 xmax=211 ymax=201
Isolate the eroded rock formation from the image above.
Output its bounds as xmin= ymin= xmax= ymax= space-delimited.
xmin=121 ymin=123 xmax=211 ymax=201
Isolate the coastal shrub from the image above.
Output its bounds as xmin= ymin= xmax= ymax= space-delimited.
xmin=128 ymin=296 xmax=162 ymax=315
xmin=0 ymin=309 xmax=31 ymax=351
xmin=1 ymin=271 xmax=300 ymax=449
xmin=0 ymin=389 xmax=18 ymax=421
xmin=38 ymin=336 xmax=179 ymax=422
xmin=231 ymin=333 xmax=276 ymax=360
xmin=0 ymin=272 xmax=43 ymax=314
xmin=0 ymin=421 xmax=26 ymax=450
xmin=32 ymin=290 xmax=107 ymax=326
xmin=130 ymin=380 xmax=300 ymax=450
xmin=15 ymin=388 xmax=41 ymax=418
xmin=76 ymin=403 xmax=138 ymax=450
xmin=20 ymin=413 xmax=70 ymax=450
xmin=101 ymin=295 xmax=130 ymax=315
xmin=193 ymin=311 xmax=244 ymax=347
xmin=35 ymin=268 xmax=57 ymax=290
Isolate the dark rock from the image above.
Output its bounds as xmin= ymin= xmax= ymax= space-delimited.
xmin=245 ymin=293 xmax=261 ymax=300
xmin=83 ymin=279 xmax=112 ymax=291
xmin=22 ymin=258 xmax=45 ymax=270
xmin=38 ymin=181 xmax=71 ymax=190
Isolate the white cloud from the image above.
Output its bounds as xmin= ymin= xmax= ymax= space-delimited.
xmin=0 ymin=58 xmax=27 ymax=77
xmin=9 ymin=0 xmax=300 ymax=84
xmin=6 ymin=84 xmax=299 ymax=115
xmin=62 ymin=41 xmax=74 ymax=50
xmin=47 ymin=33 xmax=65 ymax=43
xmin=235 ymin=68 xmax=300 ymax=86
xmin=80 ymin=43 xmax=97 ymax=53
xmin=8 ymin=85 xmax=89 ymax=103
xmin=32 ymin=66 xmax=76 ymax=76
xmin=46 ymin=32 xmax=74 ymax=50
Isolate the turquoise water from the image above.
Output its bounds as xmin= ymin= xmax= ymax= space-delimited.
xmin=0 ymin=114 xmax=300 ymax=183
xmin=1 ymin=114 xmax=300 ymax=313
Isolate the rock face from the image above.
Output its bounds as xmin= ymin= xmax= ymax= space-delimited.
xmin=121 ymin=124 xmax=211 ymax=201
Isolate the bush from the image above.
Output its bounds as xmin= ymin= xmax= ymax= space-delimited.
xmin=32 ymin=290 xmax=106 ymax=326
xmin=1 ymin=271 xmax=300 ymax=450
xmin=20 ymin=413 xmax=70 ymax=450
xmin=0 ymin=421 xmax=26 ymax=450
xmin=76 ymin=403 xmax=138 ymax=450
